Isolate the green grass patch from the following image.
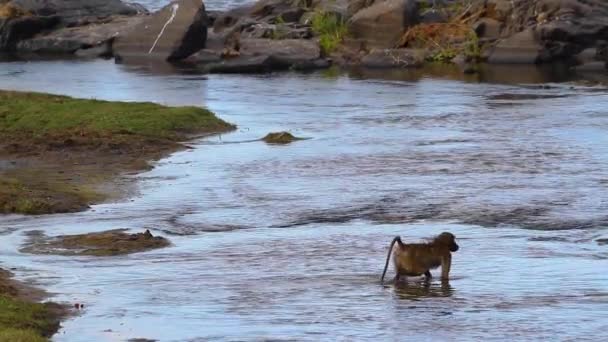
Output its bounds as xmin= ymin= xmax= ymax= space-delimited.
xmin=0 ymin=90 xmax=234 ymax=140
xmin=0 ymin=177 xmax=101 ymax=215
xmin=0 ymin=328 xmax=47 ymax=342
xmin=311 ymin=11 xmax=347 ymax=56
xmin=0 ymin=296 xmax=60 ymax=341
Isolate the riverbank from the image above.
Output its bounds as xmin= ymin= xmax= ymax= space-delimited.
xmin=0 ymin=90 xmax=235 ymax=215
xmin=0 ymin=267 xmax=66 ymax=342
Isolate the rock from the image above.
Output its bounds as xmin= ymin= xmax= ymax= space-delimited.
xmin=249 ymin=0 xmax=305 ymax=23
xmin=484 ymin=0 xmax=608 ymax=64
xmin=0 ymin=15 xmax=60 ymax=51
xmin=360 ymin=48 xmax=424 ymax=68
xmin=20 ymin=229 xmax=170 ymax=256
xmin=16 ymin=15 xmax=143 ymax=55
xmin=75 ymin=40 xmax=113 ymax=58
xmin=113 ymin=0 xmax=207 ymax=61
xmin=262 ymin=131 xmax=302 ymax=144
xmin=348 ymin=0 xmax=418 ymax=49
xmin=573 ymin=61 xmax=606 ymax=72
xmin=312 ymin=0 xmax=351 ymax=19
xmin=185 ymin=48 xmax=222 ymax=63
xmin=202 ymin=38 xmax=327 ymax=73
xmin=240 ymin=38 xmax=320 ymax=61
xmin=420 ymin=9 xmax=446 ymax=24
xmin=488 ymin=29 xmax=542 ymax=64
xmin=473 ymin=18 xmax=502 ymax=40
xmin=12 ymin=0 xmax=146 ymax=26
xmin=205 ymin=55 xmax=278 ymax=73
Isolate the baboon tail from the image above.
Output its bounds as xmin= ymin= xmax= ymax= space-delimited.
xmin=381 ymin=236 xmax=402 ymax=283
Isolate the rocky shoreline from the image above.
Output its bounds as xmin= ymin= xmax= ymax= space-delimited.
xmin=1 ymin=0 xmax=607 ymax=73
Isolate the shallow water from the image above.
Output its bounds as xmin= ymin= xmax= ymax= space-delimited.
xmin=1 ymin=59 xmax=608 ymax=341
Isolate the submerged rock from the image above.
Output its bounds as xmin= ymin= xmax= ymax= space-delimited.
xmin=113 ymin=0 xmax=208 ymax=61
xmin=21 ymin=229 xmax=170 ymax=256
xmin=262 ymin=131 xmax=302 ymax=144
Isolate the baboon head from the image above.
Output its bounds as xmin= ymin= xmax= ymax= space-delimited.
xmin=436 ymin=232 xmax=459 ymax=252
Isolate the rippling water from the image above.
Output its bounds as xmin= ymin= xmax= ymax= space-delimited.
xmin=0 ymin=60 xmax=607 ymax=341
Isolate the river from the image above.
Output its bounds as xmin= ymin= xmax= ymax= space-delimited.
xmin=0 ymin=59 xmax=607 ymax=341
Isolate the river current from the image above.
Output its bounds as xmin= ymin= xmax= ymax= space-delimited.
xmin=0 ymin=58 xmax=607 ymax=341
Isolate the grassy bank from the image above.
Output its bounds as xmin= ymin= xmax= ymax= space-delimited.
xmin=0 ymin=90 xmax=235 ymax=215
xmin=0 ymin=269 xmax=64 ymax=342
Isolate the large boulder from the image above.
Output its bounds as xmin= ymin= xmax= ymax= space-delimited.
xmin=15 ymin=15 xmax=144 ymax=55
xmin=348 ymin=0 xmax=419 ymax=49
xmin=113 ymin=0 xmax=208 ymax=61
xmin=485 ymin=0 xmax=608 ymax=64
xmin=12 ymin=0 xmax=146 ymax=26
xmin=487 ymin=29 xmax=542 ymax=64
xmin=0 ymin=15 xmax=60 ymax=51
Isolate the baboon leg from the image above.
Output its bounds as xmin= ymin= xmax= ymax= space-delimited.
xmin=394 ymin=272 xmax=401 ymax=284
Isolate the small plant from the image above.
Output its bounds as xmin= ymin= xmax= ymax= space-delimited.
xmin=428 ymin=47 xmax=457 ymax=63
xmin=311 ymin=10 xmax=348 ymax=55
xmin=463 ymin=30 xmax=481 ymax=60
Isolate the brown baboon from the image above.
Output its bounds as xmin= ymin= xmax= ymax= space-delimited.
xmin=381 ymin=232 xmax=459 ymax=284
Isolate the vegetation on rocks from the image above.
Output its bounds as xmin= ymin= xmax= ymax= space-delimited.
xmin=398 ymin=1 xmax=483 ymax=64
xmin=311 ymin=10 xmax=347 ymax=55
xmin=21 ymin=229 xmax=170 ymax=256
xmin=262 ymin=131 xmax=303 ymax=144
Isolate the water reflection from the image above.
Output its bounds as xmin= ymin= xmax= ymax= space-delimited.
xmin=393 ymin=279 xmax=454 ymax=300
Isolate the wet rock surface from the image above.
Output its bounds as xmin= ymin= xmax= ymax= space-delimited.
xmin=21 ymin=229 xmax=170 ymax=256
xmin=12 ymin=0 xmax=145 ymax=25
xmin=113 ymin=0 xmax=208 ymax=61
xmin=15 ymin=15 xmax=144 ymax=55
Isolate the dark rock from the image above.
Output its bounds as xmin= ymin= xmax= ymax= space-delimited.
xmin=12 ymin=0 xmax=146 ymax=26
xmin=205 ymin=55 xmax=277 ymax=73
xmin=488 ymin=29 xmax=541 ymax=64
xmin=573 ymin=61 xmax=606 ymax=72
xmin=250 ymin=0 xmax=305 ymax=23
xmin=113 ymin=0 xmax=207 ymax=61
xmin=262 ymin=131 xmax=302 ymax=144
xmin=15 ymin=15 xmax=143 ymax=55
xmin=0 ymin=15 xmax=60 ymax=51
xmin=75 ymin=40 xmax=113 ymax=58
xmin=360 ymin=48 xmax=424 ymax=68
xmin=348 ymin=0 xmax=418 ymax=49
xmin=420 ymin=9 xmax=446 ymax=24
xmin=473 ymin=18 xmax=502 ymax=40
xmin=185 ymin=48 xmax=222 ymax=64
xmin=240 ymin=37 xmax=319 ymax=59
xmin=486 ymin=0 xmax=608 ymax=64
xmin=203 ymin=38 xmax=327 ymax=73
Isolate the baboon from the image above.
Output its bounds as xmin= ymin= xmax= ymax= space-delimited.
xmin=381 ymin=232 xmax=459 ymax=284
